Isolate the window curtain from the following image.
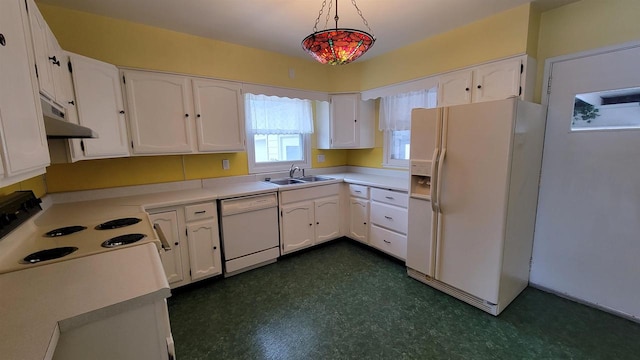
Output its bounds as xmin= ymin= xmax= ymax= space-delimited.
xmin=245 ymin=93 xmax=314 ymax=135
xmin=379 ymin=88 xmax=437 ymax=131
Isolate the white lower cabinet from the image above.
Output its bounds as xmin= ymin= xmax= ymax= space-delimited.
xmin=149 ymin=202 xmax=222 ymax=288
xmin=349 ymin=198 xmax=369 ymax=243
xmin=280 ymin=184 xmax=341 ymax=255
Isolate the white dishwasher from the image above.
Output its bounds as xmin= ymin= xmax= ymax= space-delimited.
xmin=219 ymin=192 xmax=280 ymax=277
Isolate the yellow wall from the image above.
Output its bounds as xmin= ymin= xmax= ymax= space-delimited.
xmin=0 ymin=176 xmax=47 ymax=198
xmin=534 ymin=0 xmax=640 ymax=102
xmin=32 ymin=0 xmax=640 ymax=194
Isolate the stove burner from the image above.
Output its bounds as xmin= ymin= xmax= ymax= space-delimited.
xmin=21 ymin=247 xmax=78 ymax=264
xmin=101 ymin=233 xmax=146 ymax=248
xmin=95 ymin=217 xmax=142 ymax=230
xmin=44 ymin=226 xmax=87 ymax=237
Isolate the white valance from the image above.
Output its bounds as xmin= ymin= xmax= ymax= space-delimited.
xmin=379 ymin=88 xmax=437 ymax=131
xmin=245 ymin=93 xmax=314 ymax=135
xmin=243 ymin=84 xmax=329 ymax=102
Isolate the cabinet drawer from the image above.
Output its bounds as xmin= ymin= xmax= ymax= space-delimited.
xmin=185 ymin=203 xmax=216 ymax=222
xmin=371 ymin=188 xmax=408 ymax=208
xmin=348 ymin=184 xmax=369 ymax=199
xmin=370 ymin=225 xmax=407 ymax=260
xmin=370 ymin=202 xmax=408 ymax=234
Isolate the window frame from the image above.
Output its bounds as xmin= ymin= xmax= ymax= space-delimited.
xmin=382 ymin=130 xmax=410 ymax=169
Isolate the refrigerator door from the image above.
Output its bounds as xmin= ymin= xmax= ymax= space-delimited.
xmin=406 ymin=197 xmax=436 ymax=276
xmin=435 ymin=98 xmax=516 ymax=304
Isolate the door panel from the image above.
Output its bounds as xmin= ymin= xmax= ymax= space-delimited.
xmin=149 ymin=211 xmax=184 ymax=285
xmin=436 ymin=99 xmax=514 ymax=303
xmin=532 ymin=46 xmax=640 ymax=318
xmin=315 ymin=197 xmax=340 ymax=243
xmin=281 ymin=203 xmax=314 ymax=254
xmin=187 ymin=221 xmax=221 ymax=280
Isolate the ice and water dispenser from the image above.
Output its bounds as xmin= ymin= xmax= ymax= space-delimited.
xmin=410 ymin=160 xmax=431 ymax=199
xmin=409 ymin=107 xmax=441 ymax=200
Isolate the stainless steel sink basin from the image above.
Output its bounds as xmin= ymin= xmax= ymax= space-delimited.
xmin=269 ymin=178 xmax=305 ymax=185
xmin=296 ymin=176 xmax=333 ymax=182
xmin=266 ymin=176 xmax=334 ymax=185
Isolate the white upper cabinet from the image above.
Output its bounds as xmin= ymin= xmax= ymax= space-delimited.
xmin=192 ymin=79 xmax=245 ymax=152
xmin=123 ymin=69 xmax=246 ymax=155
xmin=123 ymin=70 xmax=194 ymax=154
xmin=68 ymin=53 xmax=129 ymax=160
xmin=317 ymin=93 xmax=374 ymax=149
xmin=0 ymin=0 xmax=50 ymax=181
xmin=438 ymin=57 xmax=527 ymax=107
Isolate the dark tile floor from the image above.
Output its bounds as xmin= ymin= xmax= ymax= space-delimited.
xmin=168 ymin=239 xmax=640 ymax=360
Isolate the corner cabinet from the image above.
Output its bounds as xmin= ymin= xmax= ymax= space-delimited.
xmin=0 ymin=0 xmax=50 ymax=184
xmin=438 ymin=56 xmax=534 ymax=107
xmin=279 ymin=184 xmax=341 ymax=255
xmin=148 ymin=202 xmax=222 ymax=288
xmin=122 ymin=69 xmax=246 ymax=155
xmin=348 ymin=184 xmax=370 ymax=244
xmin=317 ymin=93 xmax=374 ymax=149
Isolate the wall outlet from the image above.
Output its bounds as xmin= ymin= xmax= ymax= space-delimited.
xmin=222 ymin=159 xmax=230 ymax=170
xmin=317 ymin=154 xmax=325 ymax=163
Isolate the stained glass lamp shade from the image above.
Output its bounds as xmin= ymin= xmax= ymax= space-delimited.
xmin=302 ymin=29 xmax=375 ymax=65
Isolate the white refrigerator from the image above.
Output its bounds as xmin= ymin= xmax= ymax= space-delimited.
xmin=406 ymin=97 xmax=544 ymax=315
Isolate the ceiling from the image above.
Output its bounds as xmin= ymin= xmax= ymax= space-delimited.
xmin=36 ymin=0 xmax=578 ymax=63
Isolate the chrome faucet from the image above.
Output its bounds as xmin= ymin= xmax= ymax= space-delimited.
xmin=289 ymin=163 xmax=302 ymax=178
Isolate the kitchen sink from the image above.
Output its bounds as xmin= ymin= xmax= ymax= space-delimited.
xmin=266 ymin=176 xmax=334 ymax=185
xmin=269 ymin=178 xmax=305 ymax=185
xmin=296 ymin=176 xmax=333 ymax=182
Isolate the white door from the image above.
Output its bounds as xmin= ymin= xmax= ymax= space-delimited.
xmin=436 ymin=99 xmax=515 ymax=304
xmin=349 ymin=198 xmax=369 ymax=243
xmin=472 ymin=59 xmax=521 ymax=103
xmin=0 ymin=0 xmax=50 ymax=177
xmin=27 ymin=0 xmax=56 ymax=100
xmin=70 ymin=54 xmax=129 ymax=159
xmin=437 ymin=71 xmax=472 ymax=107
xmin=124 ymin=71 xmax=194 ymax=154
xmin=531 ymin=46 xmax=640 ymax=318
xmin=186 ymin=220 xmax=222 ymax=280
xmin=192 ymin=79 xmax=245 ymax=152
xmin=314 ymin=197 xmax=340 ymax=243
xmin=149 ymin=211 xmax=184 ymax=285
xmin=280 ymin=202 xmax=314 ymax=254
xmin=330 ymin=94 xmax=358 ymax=147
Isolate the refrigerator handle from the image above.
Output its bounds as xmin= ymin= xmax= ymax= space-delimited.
xmin=430 ymin=147 xmax=439 ymax=212
xmin=435 ymin=147 xmax=446 ymax=213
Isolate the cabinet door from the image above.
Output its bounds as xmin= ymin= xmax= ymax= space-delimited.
xmin=315 ymin=196 xmax=340 ymax=244
xmin=472 ymin=59 xmax=522 ymax=103
xmin=123 ymin=71 xmax=194 ymax=154
xmin=281 ymin=202 xmax=315 ymax=254
xmin=349 ymin=198 xmax=369 ymax=243
xmin=0 ymin=0 xmax=50 ymax=177
xmin=438 ymin=70 xmax=472 ymax=107
xmin=330 ymin=94 xmax=358 ymax=148
xmin=192 ymin=79 xmax=245 ymax=152
xmin=26 ymin=0 xmax=56 ymax=100
xmin=69 ymin=54 xmax=129 ymax=159
xmin=186 ymin=220 xmax=222 ymax=281
xmin=149 ymin=211 xmax=184 ymax=285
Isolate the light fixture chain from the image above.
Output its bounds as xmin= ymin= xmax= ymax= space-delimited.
xmin=324 ymin=0 xmax=334 ymax=30
xmin=313 ymin=0 xmax=328 ymax=33
xmin=351 ymin=0 xmax=374 ymax=36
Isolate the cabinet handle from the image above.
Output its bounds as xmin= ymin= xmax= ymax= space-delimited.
xmin=477 ymin=85 xmax=482 ymax=89
xmin=68 ymin=100 xmax=75 ymax=106
xmin=465 ymin=87 xmax=470 ymax=91
xmin=309 ymin=223 xmax=313 ymax=226
xmin=194 ymin=210 xmax=206 ymax=214
xmin=213 ymin=246 xmax=217 ymax=250
xmin=363 ymin=222 xmax=367 ymax=225
xmin=384 ymin=216 xmax=393 ymax=220
xmin=354 ymin=119 xmax=357 ymax=123
xmin=0 ymin=34 xmax=6 ymax=47
xmin=354 ymin=190 xmax=362 ymax=193
xmin=119 ymin=110 xmax=125 ymax=114
xmin=197 ymin=114 xmax=201 ymax=118
xmin=385 ymin=196 xmax=394 ymax=200
xmin=185 ymin=114 xmax=189 ymax=118
xmin=174 ymin=242 xmax=179 ymax=246
xmin=316 ymin=221 xmax=319 ymax=225
xmin=383 ymin=239 xmax=391 ymax=244
xmin=48 ymin=56 xmax=60 ymax=66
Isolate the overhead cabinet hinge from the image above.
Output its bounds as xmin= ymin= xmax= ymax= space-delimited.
xmin=34 ymin=64 xmax=38 ymax=78
xmin=24 ymin=0 xmax=28 ymax=13
xmin=130 ymin=141 xmax=134 ymax=149
xmin=80 ymin=140 xmax=85 ymax=154
xmin=546 ymin=76 xmax=552 ymax=95
xmin=67 ymin=61 xmax=73 ymax=73
xmin=519 ymin=86 xmax=522 ymax=96
xmin=122 ymin=75 xmax=126 ymax=84
xmin=185 ymin=229 xmax=188 ymax=236
xmin=520 ymin=63 xmax=524 ymax=74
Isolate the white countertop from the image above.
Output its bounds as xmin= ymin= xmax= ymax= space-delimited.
xmin=0 ymin=242 xmax=170 ymax=360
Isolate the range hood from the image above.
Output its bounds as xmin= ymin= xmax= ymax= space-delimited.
xmin=41 ymin=98 xmax=98 ymax=139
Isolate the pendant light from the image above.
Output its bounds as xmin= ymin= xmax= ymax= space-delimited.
xmin=301 ymin=0 xmax=375 ymax=65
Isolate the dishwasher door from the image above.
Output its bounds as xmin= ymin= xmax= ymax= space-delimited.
xmin=220 ymin=193 xmax=280 ymax=275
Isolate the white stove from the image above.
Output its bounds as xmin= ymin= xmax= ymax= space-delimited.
xmin=0 ymin=192 xmax=161 ymax=274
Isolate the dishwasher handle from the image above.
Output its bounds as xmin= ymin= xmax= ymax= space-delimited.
xmin=153 ymin=223 xmax=172 ymax=251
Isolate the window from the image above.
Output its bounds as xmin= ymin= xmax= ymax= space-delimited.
xmin=245 ymin=93 xmax=313 ymax=173
xmin=572 ymin=87 xmax=640 ymax=131
xmin=380 ymin=88 xmax=437 ymax=168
